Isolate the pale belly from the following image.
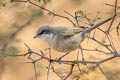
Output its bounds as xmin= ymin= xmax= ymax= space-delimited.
xmin=51 ymin=34 xmax=85 ymax=53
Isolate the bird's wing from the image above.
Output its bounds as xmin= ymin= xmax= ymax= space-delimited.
xmin=58 ymin=27 xmax=85 ymax=39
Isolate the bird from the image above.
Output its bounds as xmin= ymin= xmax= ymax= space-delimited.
xmin=34 ymin=17 xmax=112 ymax=62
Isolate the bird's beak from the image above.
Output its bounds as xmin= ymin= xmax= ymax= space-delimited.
xmin=34 ymin=35 xmax=37 ymax=39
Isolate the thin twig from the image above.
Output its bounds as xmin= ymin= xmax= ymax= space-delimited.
xmin=105 ymin=32 xmax=117 ymax=55
xmin=47 ymin=62 xmax=51 ymax=80
xmin=33 ymin=62 xmax=38 ymax=80
xmin=12 ymin=0 xmax=76 ymax=26
xmin=105 ymin=3 xmax=120 ymax=8
xmin=63 ymin=64 xmax=74 ymax=80
xmin=116 ymin=21 xmax=120 ymax=35
xmin=77 ymin=64 xmax=83 ymax=75
xmin=98 ymin=66 xmax=110 ymax=80
xmin=107 ymin=0 xmax=117 ymax=31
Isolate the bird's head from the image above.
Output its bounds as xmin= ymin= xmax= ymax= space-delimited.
xmin=34 ymin=25 xmax=54 ymax=41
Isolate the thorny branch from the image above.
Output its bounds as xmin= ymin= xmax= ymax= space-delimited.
xmin=116 ymin=21 xmax=120 ymax=35
xmin=7 ymin=42 xmax=120 ymax=80
xmin=107 ymin=0 xmax=117 ymax=31
xmin=2 ymin=0 xmax=120 ymax=80
xmin=105 ymin=3 xmax=120 ymax=9
xmin=11 ymin=0 xmax=76 ymax=26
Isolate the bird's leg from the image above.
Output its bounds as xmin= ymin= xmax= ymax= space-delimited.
xmin=79 ymin=45 xmax=86 ymax=64
xmin=57 ymin=52 xmax=70 ymax=63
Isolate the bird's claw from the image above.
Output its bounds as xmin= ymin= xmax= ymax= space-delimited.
xmin=81 ymin=58 xmax=86 ymax=65
xmin=57 ymin=57 xmax=62 ymax=64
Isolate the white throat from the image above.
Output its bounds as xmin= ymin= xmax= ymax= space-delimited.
xmin=40 ymin=33 xmax=54 ymax=42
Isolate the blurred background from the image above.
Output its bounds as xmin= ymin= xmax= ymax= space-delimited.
xmin=0 ymin=0 xmax=120 ymax=80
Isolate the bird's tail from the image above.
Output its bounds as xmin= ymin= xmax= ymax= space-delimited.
xmin=83 ymin=17 xmax=112 ymax=34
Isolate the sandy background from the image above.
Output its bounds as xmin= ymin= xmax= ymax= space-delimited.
xmin=0 ymin=0 xmax=120 ymax=80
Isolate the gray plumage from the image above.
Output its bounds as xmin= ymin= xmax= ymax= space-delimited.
xmin=34 ymin=17 xmax=112 ymax=53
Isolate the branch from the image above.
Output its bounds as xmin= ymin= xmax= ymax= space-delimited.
xmin=11 ymin=0 xmax=76 ymax=26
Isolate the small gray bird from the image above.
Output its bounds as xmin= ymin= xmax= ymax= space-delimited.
xmin=34 ymin=17 xmax=112 ymax=61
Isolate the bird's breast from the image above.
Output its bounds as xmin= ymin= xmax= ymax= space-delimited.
xmin=50 ymin=35 xmax=80 ymax=53
xmin=41 ymin=33 xmax=54 ymax=42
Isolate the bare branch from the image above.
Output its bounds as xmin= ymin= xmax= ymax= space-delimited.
xmin=12 ymin=0 xmax=76 ymax=26
xmin=63 ymin=64 xmax=74 ymax=80
xmin=107 ymin=0 xmax=117 ymax=31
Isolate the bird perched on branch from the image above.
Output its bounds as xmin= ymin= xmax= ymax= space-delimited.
xmin=34 ymin=17 xmax=112 ymax=62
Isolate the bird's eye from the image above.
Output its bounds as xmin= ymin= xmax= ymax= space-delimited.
xmin=38 ymin=32 xmax=42 ymax=35
xmin=38 ymin=30 xmax=47 ymax=35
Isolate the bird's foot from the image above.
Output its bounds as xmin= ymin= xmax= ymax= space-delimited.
xmin=81 ymin=58 xmax=86 ymax=65
xmin=57 ymin=57 xmax=62 ymax=64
